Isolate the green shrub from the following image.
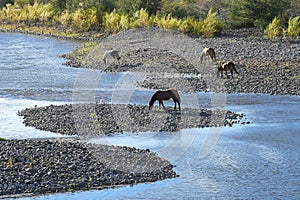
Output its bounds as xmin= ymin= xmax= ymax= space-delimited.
xmin=200 ymin=9 xmax=224 ymax=38
xmin=228 ymin=0 xmax=290 ymax=29
xmin=286 ymin=16 xmax=300 ymax=38
xmin=0 ymin=3 xmax=21 ymax=22
xmin=71 ymin=8 xmax=99 ymax=32
xmin=103 ymin=9 xmax=122 ymax=34
xmin=264 ymin=16 xmax=282 ymax=40
xmin=156 ymin=14 xmax=180 ymax=30
xmin=56 ymin=10 xmax=72 ymax=26
xmin=130 ymin=8 xmax=151 ymax=28
xmin=120 ymin=14 xmax=130 ymax=30
xmin=178 ymin=16 xmax=197 ymax=34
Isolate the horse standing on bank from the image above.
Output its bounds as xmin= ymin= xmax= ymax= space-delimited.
xmin=103 ymin=50 xmax=121 ymax=65
xmin=149 ymin=89 xmax=181 ymax=110
xmin=200 ymin=47 xmax=216 ymax=63
xmin=218 ymin=61 xmax=239 ymax=78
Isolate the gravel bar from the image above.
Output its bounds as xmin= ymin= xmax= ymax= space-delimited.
xmin=63 ymin=27 xmax=300 ymax=95
xmin=17 ymin=103 xmax=246 ymax=137
xmin=0 ymin=139 xmax=176 ymax=198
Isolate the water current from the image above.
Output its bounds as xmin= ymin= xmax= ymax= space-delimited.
xmin=0 ymin=33 xmax=299 ymax=199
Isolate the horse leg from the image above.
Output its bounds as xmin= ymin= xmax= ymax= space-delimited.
xmin=177 ymin=101 xmax=181 ymax=110
xmin=161 ymin=101 xmax=165 ymax=109
xmin=172 ymin=98 xmax=177 ymax=110
xmin=159 ymin=101 xmax=165 ymax=109
xmin=226 ymin=72 xmax=230 ymax=78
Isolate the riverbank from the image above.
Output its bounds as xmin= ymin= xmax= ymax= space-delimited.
xmin=0 ymin=23 xmax=105 ymax=41
xmin=63 ymin=27 xmax=300 ymax=95
xmin=0 ymin=139 xmax=176 ymax=198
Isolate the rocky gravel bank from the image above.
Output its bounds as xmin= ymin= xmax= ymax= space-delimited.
xmin=0 ymin=139 xmax=176 ymax=198
xmin=17 ymin=103 xmax=246 ymax=137
xmin=63 ymin=27 xmax=300 ymax=95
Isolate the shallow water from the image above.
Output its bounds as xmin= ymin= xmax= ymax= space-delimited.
xmin=1 ymin=33 xmax=299 ymax=199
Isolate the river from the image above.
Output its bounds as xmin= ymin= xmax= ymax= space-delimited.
xmin=0 ymin=33 xmax=299 ymax=199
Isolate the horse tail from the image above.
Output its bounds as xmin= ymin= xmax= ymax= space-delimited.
xmin=211 ymin=48 xmax=216 ymax=60
xmin=232 ymin=63 xmax=239 ymax=74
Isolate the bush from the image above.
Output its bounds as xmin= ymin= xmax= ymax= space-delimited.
xmin=264 ymin=16 xmax=282 ymax=40
xmin=103 ymin=9 xmax=122 ymax=34
xmin=228 ymin=0 xmax=290 ymax=29
xmin=199 ymin=9 xmax=224 ymax=38
xmin=156 ymin=14 xmax=181 ymax=30
xmin=55 ymin=10 xmax=72 ymax=26
xmin=71 ymin=8 xmax=99 ymax=32
xmin=0 ymin=3 xmax=55 ymax=23
xmin=130 ymin=8 xmax=152 ymax=28
xmin=178 ymin=16 xmax=197 ymax=34
xmin=286 ymin=16 xmax=300 ymax=38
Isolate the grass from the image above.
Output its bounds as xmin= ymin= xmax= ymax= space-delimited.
xmin=63 ymin=41 xmax=98 ymax=65
xmin=292 ymin=75 xmax=300 ymax=79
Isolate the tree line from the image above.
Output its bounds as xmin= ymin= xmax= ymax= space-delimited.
xmin=0 ymin=0 xmax=299 ymax=39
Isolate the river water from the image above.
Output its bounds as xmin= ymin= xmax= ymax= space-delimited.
xmin=1 ymin=33 xmax=299 ymax=199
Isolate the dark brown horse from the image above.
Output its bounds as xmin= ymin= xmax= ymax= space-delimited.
xmin=149 ymin=89 xmax=181 ymax=110
xmin=218 ymin=61 xmax=239 ymax=78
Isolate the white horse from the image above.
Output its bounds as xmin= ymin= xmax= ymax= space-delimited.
xmin=200 ymin=47 xmax=216 ymax=63
xmin=103 ymin=50 xmax=121 ymax=65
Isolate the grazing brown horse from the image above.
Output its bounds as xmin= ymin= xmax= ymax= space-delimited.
xmin=200 ymin=47 xmax=216 ymax=63
xmin=218 ymin=61 xmax=239 ymax=78
xmin=149 ymin=89 xmax=181 ymax=110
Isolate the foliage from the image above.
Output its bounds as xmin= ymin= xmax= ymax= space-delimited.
xmin=130 ymin=8 xmax=153 ymax=28
xmin=156 ymin=14 xmax=181 ymax=30
xmin=102 ymin=9 xmax=122 ymax=34
xmin=156 ymin=9 xmax=224 ymax=38
xmin=200 ymin=8 xmax=224 ymax=37
xmin=159 ymin=0 xmax=200 ymax=19
xmin=116 ymin=0 xmax=161 ymax=15
xmin=0 ymin=0 xmax=14 ymax=9
xmin=6 ymin=0 xmax=299 ymax=39
xmin=264 ymin=15 xmax=300 ymax=39
xmin=286 ymin=16 xmax=300 ymax=37
xmin=228 ymin=0 xmax=290 ymax=29
xmin=0 ymin=3 xmax=55 ymax=23
xmin=264 ymin=16 xmax=282 ymax=40
xmin=71 ymin=7 xmax=99 ymax=31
